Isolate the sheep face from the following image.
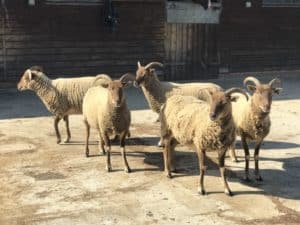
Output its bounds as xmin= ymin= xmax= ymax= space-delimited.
xmin=245 ymin=77 xmax=282 ymax=115
xmin=108 ymin=81 xmax=125 ymax=108
xmin=17 ymin=66 xmax=44 ymax=91
xmin=135 ymin=67 xmax=155 ymax=86
xmin=208 ymin=91 xmax=232 ymax=121
xmin=209 ymin=88 xmax=248 ymax=121
xmin=249 ymin=85 xmax=274 ymax=115
xmin=135 ymin=61 xmax=163 ymax=86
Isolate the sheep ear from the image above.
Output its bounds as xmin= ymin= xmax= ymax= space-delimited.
xmin=119 ymin=73 xmax=135 ymax=88
xmin=272 ymin=87 xmax=282 ymax=95
xmin=247 ymin=85 xmax=256 ymax=93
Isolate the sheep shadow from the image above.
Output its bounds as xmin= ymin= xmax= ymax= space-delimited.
xmin=142 ymin=144 xmax=300 ymax=200
xmin=143 ymin=150 xmax=220 ymax=177
xmin=229 ymin=156 xmax=300 ymax=200
xmin=60 ymin=137 xmax=160 ymax=147
xmin=234 ymin=139 xmax=300 ymax=150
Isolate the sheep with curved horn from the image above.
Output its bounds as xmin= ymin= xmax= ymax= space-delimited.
xmin=82 ymin=73 xmax=134 ymax=172
xmin=229 ymin=76 xmax=282 ymax=181
xmin=160 ymin=87 xmax=248 ymax=196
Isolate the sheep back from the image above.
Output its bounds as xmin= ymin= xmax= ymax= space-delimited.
xmin=52 ymin=77 xmax=98 ymax=114
xmin=161 ymin=95 xmax=235 ymax=151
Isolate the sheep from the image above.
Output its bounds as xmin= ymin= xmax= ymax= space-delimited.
xmin=160 ymin=88 xmax=249 ymax=196
xmin=135 ymin=61 xmax=222 ymax=114
xmin=17 ymin=66 xmax=111 ymax=144
xmin=229 ymin=76 xmax=282 ymax=181
xmin=82 ymin=73 xmax=135 ymax=173
xmin=135 ymin=61 xmax=222 ymax=147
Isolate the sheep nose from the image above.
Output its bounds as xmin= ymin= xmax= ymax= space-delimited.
xmin=210 ymin=113 xmax=217 ymax=121
xmin=261 ymin=105 xmax=270 ymax=113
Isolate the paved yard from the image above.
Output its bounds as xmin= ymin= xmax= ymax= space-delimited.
xmin=0 ymin=74 xmax=300 ymax=225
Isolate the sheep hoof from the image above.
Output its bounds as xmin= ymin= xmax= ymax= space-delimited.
xmin=198 ymin=189 xmax=206 ymax=196
xmin=231 ymin=158 xmax=239 ymax=163
xmin=56 ymin=139 xmax=61 ymax=144
xmin=124 ymin=167 xmax=131 ymax=173
xmin=106 ymin=166 xmax=112 ymax=172
xmin=102 ymin=151 xmax=106 ymax=156
xmin=157 ymin=141 xmax=164 ymax=148
xmin=64 ymin=138 xmax=70 ymax=143
xmin=166 ymin=172 xmax=172 ymax=179
xmin=255 ymin=175 xmax=263 ymax=181
xmin=85 ymin=152 xmax=89 ymax=158
xmin=225 ymin=189 xmax=233 ymax=196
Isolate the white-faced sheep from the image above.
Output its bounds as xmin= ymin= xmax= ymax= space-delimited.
xmin=82 ymin=73 xmax=135 ymax=173
xmin=160 ymin=88 xmax=249 ymax=196
xmin=17 ymin=66 xmax=111 ymax=144
xmin=229 ymin=76 xmax=282 ymax=181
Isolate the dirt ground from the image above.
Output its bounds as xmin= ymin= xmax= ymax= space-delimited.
xmin=0 ymin=74 xmax=300 ymax=225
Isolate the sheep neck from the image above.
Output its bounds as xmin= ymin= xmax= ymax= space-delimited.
xmin=106 ymin=98 xmax=127 ymax=128
xmin=142 ymin=77 xmax=166 ymax=112
xmin=33 ymin=76 xmax=60 ymax=114
xmin=216 ymin=110 xmax=235 ymax=146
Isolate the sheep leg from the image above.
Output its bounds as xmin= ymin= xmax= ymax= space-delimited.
xmin=63 ymin=115 xmax=71 ymax=143
xmin=163 ymin=138 xmax=172 ymax=178
xmin=241 ymin=135 xmax=251 ymax=181
xmin=54 ymin=116 xmax=62 ymax=144
xmin=229 ymin=142 xmax=239 ymax=162
xmin=254 ymin=140 xmax=263 ymax=181
xmin=197 ymin=150 xmax=206 ymax=195
xmin=169 ymin=139 xmax=177 ymax=172
xmin=218 ymin=149 xmax=233 ymax=196
xmin=120 ymin=131 xmax=131 ymax=173
xmin=84 ymin=120 xmax=90 ymax=157
xmin=104 ymin=133 xmax=112 ymax=172
xmin=98 ymin=133 xmax=106 ymax=155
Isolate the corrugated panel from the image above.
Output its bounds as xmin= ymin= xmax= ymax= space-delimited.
xmin=165 ymin=23 xmax=219 ymax=80
xmin=220 ymin=0 xmax=300 ymax=73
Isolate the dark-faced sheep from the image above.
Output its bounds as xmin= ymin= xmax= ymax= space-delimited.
xmin=160 ymin=88 xmax=249 ymax=196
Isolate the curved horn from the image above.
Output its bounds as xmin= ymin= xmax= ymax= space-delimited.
xmin=144 ymin=62 xmax=163 ymax=70
xmin=269 ymin=78 xmax=281 ymax=88
xmin=243 ymin=76 xmax=261 ymax=87
xmin=225 ymin=88 xmax=249 ymax=101
xmin=27 ymin=69 xmax=33 ymax=80
xmin=137 ymin=61 xmax=142 ymax=68
xmin=120 ymin=73 xmax=135 ymax=82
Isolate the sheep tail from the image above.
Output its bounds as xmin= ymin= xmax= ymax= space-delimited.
xmin=93 ymin=74 xmax=112 ymax=87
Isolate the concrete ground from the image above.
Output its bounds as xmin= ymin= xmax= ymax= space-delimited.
xmin=0 ymin=74 xmax=300 ymax=225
